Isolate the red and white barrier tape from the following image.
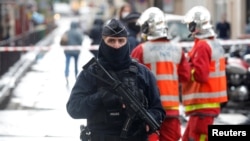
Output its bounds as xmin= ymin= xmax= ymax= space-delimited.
xmin=178 ymin=39 xmax=250 ymax=48
xmin=1 ymin=39 xmax=250 ymax=52
xmin=0 ymin=46 xmax=83 ymax=52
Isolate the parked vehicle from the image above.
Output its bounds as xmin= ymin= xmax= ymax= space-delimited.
xmin=165 ymin=14 xmax=193 ymax=41
xmin=164 ymin=14 xmax=194 ymax=53
xmin=223 ymin=45 xmax=250 ymax=108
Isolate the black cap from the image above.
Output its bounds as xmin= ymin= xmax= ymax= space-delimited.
xmin=102 ymin=19 xmax=128 ymax=37
xmin=123 ymin=12 xmax=141 ymax=22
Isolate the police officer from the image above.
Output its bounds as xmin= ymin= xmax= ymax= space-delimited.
xmin=123 ymin=11 xmax=141 ymax=53
xmin=66 ymin=18 xmax=165 ymax=141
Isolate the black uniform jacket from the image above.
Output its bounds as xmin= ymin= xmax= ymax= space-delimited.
xmin=66 ymin=61 xmax=165 ymax=136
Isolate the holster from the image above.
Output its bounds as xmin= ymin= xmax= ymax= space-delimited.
xmin=80 ymin=125 xmax=91 ymax=141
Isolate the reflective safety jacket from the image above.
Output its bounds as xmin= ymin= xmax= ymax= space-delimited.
xmin=182 ymin=38 xmax=228 ymax=115
xmin=131 ymin=39 xmax=190 ymax=116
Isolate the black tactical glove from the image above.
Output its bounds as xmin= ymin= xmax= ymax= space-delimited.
xmin=98 ymin=87 xmax=123 ymax=108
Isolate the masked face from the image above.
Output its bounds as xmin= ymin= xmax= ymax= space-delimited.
xmin=120 ymin=4 xmax=131 ymax=19
xmin=128 ymin=22 xmax=140 ymax=34
xmin=98 ymin=39 xmax=131 ymax=70
xmin=122 ymin=12 xmax=130 ymax=19
xmin=103 ymin=36 xmax=128 ymax=49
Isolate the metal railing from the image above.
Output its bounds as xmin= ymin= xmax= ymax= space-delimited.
xmin=0 ymin=23 xmax=57 ymax=77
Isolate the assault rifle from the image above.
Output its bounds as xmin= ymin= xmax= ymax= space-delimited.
xmin=83 ymin=57 xmax=160 ymax=138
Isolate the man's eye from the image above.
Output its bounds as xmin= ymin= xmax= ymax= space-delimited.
xmin=108 ymin=39 xmax=115 ymax=43
xmin=118 ymin=39 xmax=125 ymax=43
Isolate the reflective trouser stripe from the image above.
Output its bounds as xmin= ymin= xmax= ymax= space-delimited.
xmin=199 ymin=134 xmax=206 ymax=141
xmin=165 ymin=106 xmax=179 ymax=110
xmin=188 ymin=134 xmax=206 ymax=141
xmin=185 ymin=103 xmax=220 ymax=112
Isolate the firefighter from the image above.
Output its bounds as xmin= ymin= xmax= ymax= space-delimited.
xmin=181 ymin=6 xmax=228 ymax=141
xmin=131 ymin=7 xmax=191 ymax=141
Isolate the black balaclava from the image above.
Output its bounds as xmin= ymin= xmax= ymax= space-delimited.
xmin=123 ymin=12 xmax=141 ymax=35
xmin=98 ymin=19 xmax=132 ymax=71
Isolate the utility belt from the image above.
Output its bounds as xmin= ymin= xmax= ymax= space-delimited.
xmin=80 ymin=125 xmax=91 ymax=141
xmin=80 ymin=125 xmax=147 ymax=141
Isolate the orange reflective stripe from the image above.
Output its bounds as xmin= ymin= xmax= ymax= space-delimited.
xmin=157 ymin=80 xmax=178 ymax=94
xmin=183 ymin=77 xmax=226 ymax=94
xmin=201 ymin=77 xmax=227 ymax=92
xmin=161 ymin=100 xmax=179 ymax=107
xmin=183 ymin=95 xmax=228 ymax=105
xmin=210 ymin=61 xmax=216 ymax=72
xmin=164 ymin=106 xmax=179 ymax=110
xmin=210 ymin=59 xmax=226 ymax=75
xmin=182 ymin=39 xmax=228 ymax=106
xmin=141 ymin=42 xmax=182 ymax=107
xmin=220 ymin=58 xmax=226 ymax=71
xmin=156 ymin=62 xmax=174 ymax=74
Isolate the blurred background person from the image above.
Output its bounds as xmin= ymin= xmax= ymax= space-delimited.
xmin=131 ymin=7 xmax=191 ymax=141
xmin=216 ymin=13 xmax=231 ymax=40
xmin=118 ymin=2 xmax=132 ymax=23
xmin=123 ymin=11 xmax=141 ymax=53
xmin=27 ymin=3 xmax=45 ymax=27
xmin=63 ymin=21 xmax=83 ymax=86
xmin=88 ymin=17 xmax=104 ymax=57
xmin=182 ymin=6 xmax=228 ymax=141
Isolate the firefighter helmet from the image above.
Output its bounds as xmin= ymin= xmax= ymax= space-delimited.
xmin=137 ymin=7 xmax=168 ymax=40
xmin=183 ymin=6 xmax=216 ymax=39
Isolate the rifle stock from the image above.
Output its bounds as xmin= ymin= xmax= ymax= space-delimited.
xmin=84 ymin=57 xmax=160 ymax=135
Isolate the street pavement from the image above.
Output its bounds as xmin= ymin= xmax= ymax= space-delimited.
xmin=0 ymin=16 xmax=249 ymax=141
xmin=0 ymin=16 xmax=93 ymax=141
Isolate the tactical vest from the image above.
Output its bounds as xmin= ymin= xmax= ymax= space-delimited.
xmin=88 ymin=60 xmax=148 ymax=136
